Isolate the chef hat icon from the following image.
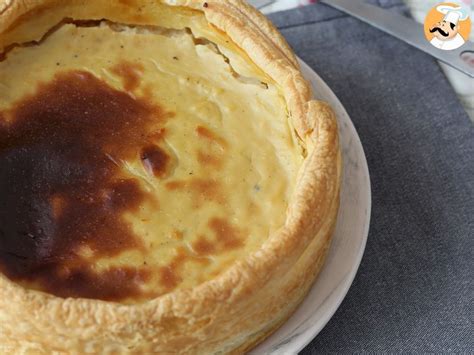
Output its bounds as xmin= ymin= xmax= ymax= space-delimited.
xmin=436 ymin=4 xmax=470 ymax=25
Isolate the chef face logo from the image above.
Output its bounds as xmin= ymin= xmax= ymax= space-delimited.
xmin=430 ymin=19 xmax=459 ymax=40
xmin=424 ymin=2 xmax=471 ymax=50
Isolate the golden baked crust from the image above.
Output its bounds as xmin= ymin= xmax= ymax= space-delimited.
xmin=0 ymin=0 xmax=341 ymax=353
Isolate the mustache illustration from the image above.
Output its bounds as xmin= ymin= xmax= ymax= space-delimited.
xmin=430 ymin=27 xmax=449 ymax=37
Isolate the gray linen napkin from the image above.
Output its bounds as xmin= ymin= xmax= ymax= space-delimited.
xmin=267 ymin=1 xmax=474 ymax=353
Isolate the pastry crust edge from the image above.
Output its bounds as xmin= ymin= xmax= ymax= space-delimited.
xmin=0 ymin=0 xmax=341 ymax=353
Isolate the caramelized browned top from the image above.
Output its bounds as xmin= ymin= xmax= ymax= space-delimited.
xmin=111 ymin=61 xmax=145 ymax=93
xmin=0 ymin=70 xmax=170 ymax=301
xmin=0 ymin=20 xmax=300 ymax=302
xmin=141 ymin=145 xmax=170 ymax=178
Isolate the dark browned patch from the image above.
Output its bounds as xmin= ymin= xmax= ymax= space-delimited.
xmin=191 ymin=178 xmax=224 ymax=205
xmin=142 ymin=85 xmax=154 ymax=101
xmin=208 ymin=218 xmax=244 ymax=250
xmin=159 ymin=266 xmax=180 ymax=290
xmin=197 ymin=149 xmax=223 ymax=169
xmin=111 ymin=61 xmax=144 ymax=92
xmin=192 ymin=236 xmax=216 ymax=255
xmin=149 ymin=127 xmax=167 ymax=141
xmin=49 ymin=194 xmax=67 ymax=220
xmin=160 ymin=247 xmax=210 ymax=291
xmin=165 ymin=180 xmax=186 ymax=190
xmin=46 ymin=265 xmax=154 ymax=301
xmin=192 ymin=218 xmax=245 ymax=257
xmin=0 ymin=70 xmax=171 ymax=301
xmin=141 ymin=144 xmax=170 ymax=178
xmin=170 ymin=230 xmax=184 ymax=241
xmin=196 ymin=125 xmax=227 ymax=148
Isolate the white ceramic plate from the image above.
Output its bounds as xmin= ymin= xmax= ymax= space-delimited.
xmin=251 ymin=60 xmax=372 ymax=354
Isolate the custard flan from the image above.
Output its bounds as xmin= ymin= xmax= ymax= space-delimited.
xmin=0 ymin=0 xmax=340 ymax=353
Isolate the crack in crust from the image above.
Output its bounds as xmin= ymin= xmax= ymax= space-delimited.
xmin=0 ymin=17 xmax=269 ymax=89
xmin=0 ymin=18 xmax=101 ymax=61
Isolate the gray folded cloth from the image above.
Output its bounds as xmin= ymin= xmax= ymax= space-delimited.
xmin=267 ymin=1 xmax=474 ymax=353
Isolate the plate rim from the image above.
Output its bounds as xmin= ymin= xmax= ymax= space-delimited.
xmin=297 ymin=58 xmax=372 ymax=352
xmin=253 ymin=58 xmax=372 ymax=354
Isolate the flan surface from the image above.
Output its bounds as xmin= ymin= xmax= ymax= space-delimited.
xmin=0 ymin=2 xmax=341 ymax=353
xmin=0 ymin=8 xmax=302 ymax=303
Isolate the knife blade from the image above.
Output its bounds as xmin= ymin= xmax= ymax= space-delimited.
xmin=320 ymin=0 xmax=474 ymax=77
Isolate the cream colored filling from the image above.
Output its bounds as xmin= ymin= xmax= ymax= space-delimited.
xmin=0 ymin=18 xmax=302 ymax=302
